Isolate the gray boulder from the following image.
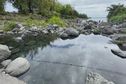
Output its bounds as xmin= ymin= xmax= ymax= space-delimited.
xmin=0 ymin=44 xmax=11 ymax=60
xmin=5 ymin=57 xmax=30 ymax=76
xmin=60 ymin=28 xmax=79 ymax=39
xmin=101 ymin=27 xmax=114 ymax=35
xmin=0 ymin=72 xmax=26 ymax=84
xmin=59 ymin=32 xmax=69 ymax=39
xmin=111 ymin=49 xmax=126 ymax=58
xmin=64 ymin=28 xmax=79 ymax=37
xmin=1 ymin=59 xmax=12 ymax=67
xmin=86 ymin=72 xmax=114 ymax=84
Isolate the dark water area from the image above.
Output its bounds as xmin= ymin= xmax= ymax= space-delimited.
xmin=1 ymin=34 xmax=126 ymax=84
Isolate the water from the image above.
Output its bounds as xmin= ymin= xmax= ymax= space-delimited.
xmin=1 ymin=34 xmax=126 ymax=84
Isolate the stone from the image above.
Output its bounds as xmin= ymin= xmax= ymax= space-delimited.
xmin=0 ymin=72 xmax=26 ymax=84
xmin=59 ymin=32 xmax=69 ymax=39
xmin=0 ymin=44 xmax=11 ymax=61
xmin=101 ymin=27 xmax=114 ymax=35
xmin=5 ymin=57 xmax=30 ymax=76
xmin=111 ymin=49 xmax=126 ymax=58
xmin=64 ymin=28 xmax=79 ymax=37
xmin=86 ymin=72 xmax=114 ymax=84
xmin=1 ymin=59 xmax=12 ymax=67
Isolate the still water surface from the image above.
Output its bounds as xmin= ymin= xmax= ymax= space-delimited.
xmin=1 ymin=34 xmax=126 ymax=84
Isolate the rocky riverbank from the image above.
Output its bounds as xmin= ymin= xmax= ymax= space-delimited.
xmin=0 ymin=44 xmax=30 ymax=84
xmin=0 ymin=19 xmax=126 ymax=84
xmin=1 ymin=19 xmax=126 ymax=57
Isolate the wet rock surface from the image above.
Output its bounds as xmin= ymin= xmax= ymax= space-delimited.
xmin=111 ymin=49 xmax=126 ymax=58
xmin=86 ymin=72 xmax=114 ymax=84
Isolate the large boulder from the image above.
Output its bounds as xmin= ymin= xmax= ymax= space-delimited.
xmin=101 ymin=27 xmax=114 ymax=35
xmin=111 ymin=49 xmax=126 ymax=58
xmin=0 ymin=72 xmax=26 ymax=84
xmin=86 ymin=72 xmax=114 ymax=84
xmin=0 ymin=44 xmax=11 ymax=61
xmin=64 ymin=28 xmax=79 ymax=37
xmin=1 ymin=59 xmax=12 ymax=67
xmin=5 ymin=57 xmax=30 ymax=76
xmin=60 ymin=28 xmax=79 ymax=39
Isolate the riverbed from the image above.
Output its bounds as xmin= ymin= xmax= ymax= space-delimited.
xmin=1 ymin=34 xmax=126 ymax=84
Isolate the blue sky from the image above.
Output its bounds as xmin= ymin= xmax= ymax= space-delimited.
xmin=5 ymin=0 xmax=126 ymax=18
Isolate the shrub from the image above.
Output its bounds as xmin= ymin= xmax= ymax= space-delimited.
xmin=3 ymin=21 xmax=16 ymax=31
xmin=109 ymin=14 xmax=126 ymax=23
xmin=23 ymin=19 xmax=47 ymax=27
xmin=47 ymin=16 xmax=66 ymax=27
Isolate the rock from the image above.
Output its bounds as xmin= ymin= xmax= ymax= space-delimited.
xmin=15 ymin=23 xmax=24 ymax=29
xmin=111 ymin=49 xmax=126 ymax=58
xmin=64 ymin=28 xmax=79 ymax=37
xmin=60 ymin=28 xmax=79 ymax=39
xmin=12 ymin=23 xmax=25 ymax=33
xmin=0 ymin=44 xmax=11 ymax=61
xmin=101 ymin=27 xmax=114 ymax=35
xmin=1 ymin=59 xmax=12 ymax=67
xmin=0 ymin=72 xmax=26 ymax=84
xmin=115 ymin=36 xmax=126 ymax=42
xmin=118 ymin=22 xmax=126 ymax=28
xmin=118 ymin=43 xmax=126 ymax=51
xmin=86 ymin=72 xmax=114 ymax=84
xmin=84 ymin=24 xmax=92 ymax=29
xmin=5 ymin=57 xmax=30 ymax=76
xmin=14 ymin=37 xmax=23 ymax=42
xmin=0 ymin=30 xmax=4 ymax=34
xmin=59 ymin=32 xmax=69 ymax=39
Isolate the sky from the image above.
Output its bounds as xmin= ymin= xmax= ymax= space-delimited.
xmin=58 ymin=0 xmax=126 ymax=18
xmin=5 ymin=0 xmax=126 ymax=18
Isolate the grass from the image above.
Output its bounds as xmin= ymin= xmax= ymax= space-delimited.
xmin=47 ymin=16 xmax=66 ymax=27
xmin=3 ymin=21 xmax=17 ymax=31
xmin=0 ymin=14 xmax=67 ymax=31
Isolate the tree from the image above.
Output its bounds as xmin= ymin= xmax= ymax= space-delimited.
xmin=107 ymin=4 xmax=126 ymax=19
xmin=0 ymin=0 xmax=5 ymax=13
xmin=107 ymin=4 xmax=126 ymax=22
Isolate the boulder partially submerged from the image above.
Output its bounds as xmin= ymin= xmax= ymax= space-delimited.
xmin=86 ymin=72 xmax=114 ymax=84
xmin=5 ymin=57 xmax=30 ymax=76
xmin=111 ymin=49 xmax=126 ymax=58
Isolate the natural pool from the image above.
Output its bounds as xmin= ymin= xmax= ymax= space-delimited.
xmin=1 ymin=34 xmax=126 ymax=84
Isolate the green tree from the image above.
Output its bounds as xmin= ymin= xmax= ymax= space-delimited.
xmin=107 ymin=4 xmax=126 ymax=22
xmin=0 ymin=0 xmax=5 ymax=13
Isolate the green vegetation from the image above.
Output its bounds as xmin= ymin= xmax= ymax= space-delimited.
xmin=3 ymin=21 xmax=16 ymax=31
xmin=1 ymin=15 xmax=66 ymax=31
xmin=23 ymin=19 xmax=47 ymax=27
xmin=107 ymin=4 xmax=126 ymax=23
xmin=47 ymin=16 xmax=66 ymax=27
xmin=0 ymin=0 xmax=5 ymax=13
xmin=0 ymin=0 xmax=88 ymax=31
xmin=6 ymin=0 xmax=87 ymax=19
